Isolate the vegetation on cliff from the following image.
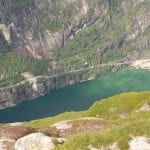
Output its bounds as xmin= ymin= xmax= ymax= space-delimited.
xmin=0 ymin=0 xmax=149 ymax=91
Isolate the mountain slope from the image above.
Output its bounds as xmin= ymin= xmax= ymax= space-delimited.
xmin=0 ymin=0 xmax=150 ymax=108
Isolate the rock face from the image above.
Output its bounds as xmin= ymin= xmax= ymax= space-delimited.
xmin=0 ymin=0 xmax=150 ymax=109
xmin=0 ymin=23 xmax=12 ymax=45
xmin=0 ymin=0 xmax=107 ymax=58
xmin=0 ymin=0 xmax=149 ymax=58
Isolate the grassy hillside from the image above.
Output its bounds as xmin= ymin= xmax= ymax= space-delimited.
xmin=24 ymin=91 xmax=150 ymax=150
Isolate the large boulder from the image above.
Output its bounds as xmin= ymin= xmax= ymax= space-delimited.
xmin=15 ymin=132 xmax=55 ymax=150
xmin=129 ymin=136 xmax=150 ymax=150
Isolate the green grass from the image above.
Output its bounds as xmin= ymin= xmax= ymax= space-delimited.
xmin=24 ymin=92 xmax=150 ymax=150
xmin=56 ymin=92 xmax=150 ymax=150
xmin=7 ymin=0 xmax=33 ymax=11
xmin=55 ymin=109 xmax=150 ymax=150
xmin=25 ymin=91 xmax=150 ymax=126
xmin=55 ymin=113 xmax=149 ymax=150
xmin=24 ymin=91 xmax=150 ymax=149
xmin=86 ymin=92 xmax=150 ymax=119
xmin=24 ymin=111 xmax=85 ymax=128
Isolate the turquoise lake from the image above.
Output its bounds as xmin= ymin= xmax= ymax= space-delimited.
xmin=0 ymin=68 xmax=150 ymax=123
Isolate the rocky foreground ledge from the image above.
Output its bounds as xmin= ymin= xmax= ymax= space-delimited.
xmin=0 ymin=91 xmax=150 ymax=150
xmin=0 ymin=122 xmax=150 ymax=150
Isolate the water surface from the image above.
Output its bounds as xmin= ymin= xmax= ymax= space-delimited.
xmin=0 ymin=68 xmax=150 ymax=123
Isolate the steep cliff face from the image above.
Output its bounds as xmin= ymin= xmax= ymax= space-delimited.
xmin=0 ymin=0 xmax=149 ymax=58
xmin=0 ymin=0 xmax=150 ymax=108
xmin=0 ymin=0 xmax=108 ymax=58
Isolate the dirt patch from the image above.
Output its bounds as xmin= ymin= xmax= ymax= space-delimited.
xmin=50 ymin=118 xmax=113 ymax=138
xmin=119 ymin=112 xmax=129 ymax=119
xmin=51 ymin=121 xmax=72 ymax=130
xmin=0 ymin=124 xmax=36 ymax=140
xmin=0 ymin=139 xmax=16 ymax=150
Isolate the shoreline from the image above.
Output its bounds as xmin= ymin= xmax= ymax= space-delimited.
xmin=131 ymin=59 xmax=150 ymax=70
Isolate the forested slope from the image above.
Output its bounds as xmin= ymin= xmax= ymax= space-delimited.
xmin=0 ymin=0 xmax=149 ymax=108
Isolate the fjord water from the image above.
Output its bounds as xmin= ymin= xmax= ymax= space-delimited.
xmin=0 ymin=68 xmax=150 ymax=123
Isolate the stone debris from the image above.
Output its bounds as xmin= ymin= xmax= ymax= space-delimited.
xmin=52 ymin=121 xmax=72 ymax=130
xmin=129 ymin=136 xmax=150 ymax=150
xmin=136 ymin=103 xmax=150 ymax=112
